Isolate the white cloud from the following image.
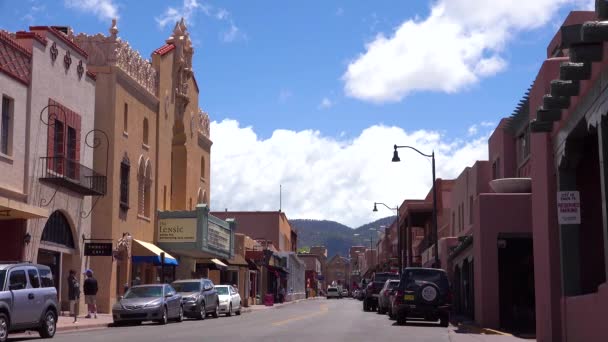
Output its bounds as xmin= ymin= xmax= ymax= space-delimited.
xmin=467 ymin=125 xmax=478 ymax=136
xmin=216 ymin=8 xmax=229 ymax=20
xmin=480 ymin=121 xmax=495 ymax=127
xmin=64 ymin=0 xmax=118 ymax=21
xmin=319 ymin=97 xmax=334 ymax=109
xmin=210 ymin=120 xmax=488 ymax=227
xmin=343 ymin=0 xmax=591 ymax=103
xmin=222 ymin=21 xmax=244 ymax=42
xmin=155 ymin=0 xmax=202 ymax=28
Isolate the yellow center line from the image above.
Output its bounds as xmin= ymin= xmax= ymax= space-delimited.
xmin=271 ymin=304 xmax=329 ymax=327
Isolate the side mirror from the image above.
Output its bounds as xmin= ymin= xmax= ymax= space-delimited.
xmin=119 ymin=296 xmax=124 ymax=300
xmin=165 ymin=293 xmax=172 ymax=297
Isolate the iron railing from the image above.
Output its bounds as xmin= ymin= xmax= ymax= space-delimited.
xmin=39 ymin=156 xmax=107 ymax=196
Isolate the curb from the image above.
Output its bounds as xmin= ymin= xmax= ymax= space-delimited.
xmin=456 ymin=322 xmax=513 ymax=336
xmin=57 ymin=322 xmax=112 ymax=333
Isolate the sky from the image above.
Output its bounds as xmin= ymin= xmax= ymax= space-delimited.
xmin=0 ymin=0 xmax=596 ymax=227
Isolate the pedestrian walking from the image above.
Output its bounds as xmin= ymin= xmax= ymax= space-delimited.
xmin=67 ymin=270 xmax=80 ymax=323
xmin=279 ymin=287 xmax=286 ymax=303
xmin=83 ymin=269 xmax=98 ymax=319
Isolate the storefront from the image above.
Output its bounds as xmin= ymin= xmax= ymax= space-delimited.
xmin=156 ymin=204 xmax=235 ymax=283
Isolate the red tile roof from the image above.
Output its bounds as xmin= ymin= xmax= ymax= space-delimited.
xmin=153 ymin=44 xmax=175 ymax=56
xmin=15 ymin=31 xmax=48 ymax=46
xmin=0 ymin=31 xmax=32 ymax=85
xmin=29 ymin=26 xmax=88 ymax=58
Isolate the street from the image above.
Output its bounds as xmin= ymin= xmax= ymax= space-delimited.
xmin=19 ymin=299 xmax=529 ymax=342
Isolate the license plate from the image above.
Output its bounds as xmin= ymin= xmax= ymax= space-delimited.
xmin=404 ymin=294 xmax=414 ymax=301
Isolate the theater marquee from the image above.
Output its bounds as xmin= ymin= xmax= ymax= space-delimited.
xmin=158 ymin=218 xmax=197 ymax=242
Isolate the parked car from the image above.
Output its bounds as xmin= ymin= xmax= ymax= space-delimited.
xmin=363 ymin=272 xmax=399 ymax=312
xmin=112 ymin=284 xmax=183 ymax=325
xmin=0 ymin=263 xmax=59 ymax=342
xmin=215 ymin=285 xmax=241 ymax=316
xmin=352 ymin=289 xmax=360 ymax=299
xmin=377 ymin=280 xmax=400 ymax=314
xmin=172 ymin=279 xmax=219 ymax=320
xmin=326 ymin=287 xmax=341 ymax=299
xmin=341 ymin=289 xmax=349 ymax=297
xmin=390 ymin=267 xmax=452 ymax=327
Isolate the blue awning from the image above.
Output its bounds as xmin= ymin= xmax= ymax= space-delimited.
xmin=131 ymin=239 xmax=179 ymax=266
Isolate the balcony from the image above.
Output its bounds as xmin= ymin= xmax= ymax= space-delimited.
xmin=39 ymin=156 xmax=107 ymax=196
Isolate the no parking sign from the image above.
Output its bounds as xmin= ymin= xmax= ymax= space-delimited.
xmin=557 ymin=191 xmax=581 ymax=225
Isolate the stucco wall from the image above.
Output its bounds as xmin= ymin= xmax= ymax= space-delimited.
xmin=562 ymin=283 xmax=608 ymax=342
xmin=0 ymin=73 xmax=28 ymax=196
xmin=473 ymin=193 xmax=532 ymax=329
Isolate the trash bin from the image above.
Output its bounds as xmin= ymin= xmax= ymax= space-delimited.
xmin=264 ymin=293 xmax=274 ymax=306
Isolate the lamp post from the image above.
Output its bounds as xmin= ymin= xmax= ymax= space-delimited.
xmin=373 ymin=202 xmax=401 ymax=275
xmin=392 ymin=144 xmax=439 ymax=268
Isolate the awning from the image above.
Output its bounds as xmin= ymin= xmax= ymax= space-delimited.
xmin=246 ymin=258 xmax=259 ymax=271
xmin=223 ymin=254 xmax=248 ymax=267
xmin=0 ymin=196 xmax=48 ymax=219
xmin=197 ymin=258 xmax=227 ymax=270
xmin=131 ymin=239 xmax=179 ymax=266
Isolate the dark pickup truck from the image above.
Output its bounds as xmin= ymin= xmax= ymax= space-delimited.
xmin=363 ymin=272 xmax=399 ymax=312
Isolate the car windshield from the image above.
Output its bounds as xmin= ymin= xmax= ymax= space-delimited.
xmin=172 ymin=282 xmax=201 ymax=293
xmin=328 ymin=288 xmax=338 ymax=292
xmin=388 ymin=281 xmax=400 ymax=289
xmin=375 ymin=273 xmax=398 ymax=283
xmin=124 ymin=286 xmax=163 ymax=298
xmin=216 ymin=286 xmax=229 ymax=295
xmin=401 ymin=270 xmax=449 ymax=289
xmin=0 ymin=270 xmax=5 ymax=290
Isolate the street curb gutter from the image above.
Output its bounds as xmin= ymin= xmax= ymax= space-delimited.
xmin=456 ymin=323 xmax=513 ymax=336
xmin=57 ymin=322 xmax=111 ymax=333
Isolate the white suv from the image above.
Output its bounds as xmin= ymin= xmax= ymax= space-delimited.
xmin=0 ymin=263 xmax=59 ymax=342
xmin=326 ymin=287 xmax=341 ymax=299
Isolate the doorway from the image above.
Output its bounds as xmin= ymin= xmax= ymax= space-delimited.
xmin=37 ymin=249 xmax=60 ymax=292
xmin=498 ymin=236 xmax=535 ymax=334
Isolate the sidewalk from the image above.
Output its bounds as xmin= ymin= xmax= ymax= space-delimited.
xmin=450 ymin=315 xmax=536 ymax=341
xmin=57 ymin=313 xmax=114 ymax=332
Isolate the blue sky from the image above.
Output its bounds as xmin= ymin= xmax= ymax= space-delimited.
xmin=0 ymin=0 xmax=596 ymax=225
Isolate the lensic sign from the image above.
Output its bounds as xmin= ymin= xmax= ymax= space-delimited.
xmin=158 ymin=218 xmax=197 ymax=242
xmin=557 ymin=191 xmax=581 ymax=225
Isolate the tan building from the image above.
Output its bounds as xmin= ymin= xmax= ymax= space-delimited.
xmin=325 ymin=255 xmax=350 ymax=290
xmin=74 ymin=18 xmax=212 ymax=312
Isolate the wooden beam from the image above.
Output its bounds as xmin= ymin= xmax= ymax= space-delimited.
xmin=570 ymin=42 xmax=604 ymax=63
xmin=537 ymin=107 xmax=562 ymax=122
xmin=543 ymin=94 xmax=571 ymax=110
xmin=530 ymin=119 xmax=553 ymax=133
xmin=582 ymin=21 xmax=608 ymax=42
xmin=551 ymin=80 xmax=580 ymax=97
xmin=597 ymin=0 xmax=608 ymax=20
xmin=560 ymin=62 xmax=592 ymax=81
xmin=561 ymin=24 xmax=584 ymax=47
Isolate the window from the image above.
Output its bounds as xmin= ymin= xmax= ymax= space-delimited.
xmin=469 ymin=196 xmax=474 ymax=224
xmin=1 ymin=96 xmax=12 ymax=155
xmin=518 ymin=126 xmax=531 ymax=164
xmin=138 ymin=158 xmax=152 ymax=217
xmin=143 ymin=118 xmax=149 ymax=145
xmin=9 ymin=270 xmax=27 ymax=290
xmin=189 ymin=198 xmax=192 ymax=210
xmin=200 ymin=156 xmax=205 ymax=180
xmin=492 ymin=158 xmax=500 ymax=180
xmin=41 ymin=211 xmax=75 ymax=248
xmin=163 ymin=186 xmax=167 ymax=210
xmin=120 ymin=157 xmax=130 ymax=209
xmin=123 ymin=103 xmax=128 ymax=133
xmin=67 ymin=126 xmax=77 ymax=179
xmin=53 ymin=120 xmax=64 ymax=173
xmin=38 ymin=269 xmax=54 ymax=288
xmin=27 ymin=269 xmax=40 ymax=288
xmin=144 ymin=161 xmax=151 ymax=217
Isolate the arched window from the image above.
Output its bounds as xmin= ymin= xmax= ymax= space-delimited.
xmin=200 ymin=156 xmax=205 ymax=180
xmin=120 ymin=156 xmax=130 ymax=209
xmin=41 ymin=211 xmax=74 ymax=248
xmin=144 ymin=160 xmax=152 ymax=217
xmin=143 ymin=118 xmax=149 ymax=145
xmin=197 ymin=188 xmax=203 ymax=204
xmin=137 ymin=156 xmax=145 ymax=215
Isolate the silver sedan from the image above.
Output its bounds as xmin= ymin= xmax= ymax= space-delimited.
xmin=112 ymin=284 xmax=183 ymax=325
xmin=215 ymin=285 xmax=241 ymax=316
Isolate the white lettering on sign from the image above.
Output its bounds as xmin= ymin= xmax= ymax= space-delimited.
xmin=158 ymin=218 xmax=197 ymax=242
xmin=557 ymin=191 xmax=581 ymax=225
xmin=208 ymin=221 xmax=230 ymax=252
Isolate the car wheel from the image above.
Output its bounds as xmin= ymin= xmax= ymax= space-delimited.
xmin=397 ymin=313 xmax=407 ymax=325
xmin=0 ymin=313 xmax=9 ymax=342
xmin=199 ymin=302 xmax=206 ymax=320
xmin=176 ymin=306 xmax=184 ymax=322
xmin=212 ymin=302 xmax=219 ymax=318
xmin=439 ymin=313 xmax=449 ymax=327
xmin=227 ymin=303 xmax=233 ymax=317
xmin=38 ymin=310 xmax=56 ymax=339
xmin=158 ymin=306 xmax=168 ymax=325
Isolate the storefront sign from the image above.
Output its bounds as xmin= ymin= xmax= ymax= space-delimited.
xmin=557 ymin=191 xmax=581 ymax=225
xmin=158 ymin=218 xmax=197 ymax=242
xmin=84 ymin=243 xmax=113 ymax=256
xmin=208 ymin=221 xmax=230 ymax=252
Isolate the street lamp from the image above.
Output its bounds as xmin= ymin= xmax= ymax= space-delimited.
xmin=372 ymin=202 xmax=401 ymax=275
xmin=392 ymin=144 xmax=439 ymax=268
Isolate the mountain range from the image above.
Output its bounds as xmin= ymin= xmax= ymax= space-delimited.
xmin=290 ymin=216 xmax=396 ymax=258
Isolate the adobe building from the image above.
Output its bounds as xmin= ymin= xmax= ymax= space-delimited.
xmin=348 ymin=246 xmax=366 ymax=288
xmin=325 ymin=255 xmax=350 ymax=289
xmin=73 ymin=18 xmax=216 ymax=312
xmin=0 ymin=26 xmax=100 ymax=313
xmin=309 ymin=246 xmax=328 ymax=288
xmin=298 ymin=253 xmax=322 ymax=296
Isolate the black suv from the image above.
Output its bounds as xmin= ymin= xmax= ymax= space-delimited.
xmin=363 ymin=272 xmax=399 ymax=312
xmin=390 ymin=267 xmax=451 ymax=327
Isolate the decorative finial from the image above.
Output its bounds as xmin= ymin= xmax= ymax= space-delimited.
xmin=109 ymin=18 xmax=118 ymax=38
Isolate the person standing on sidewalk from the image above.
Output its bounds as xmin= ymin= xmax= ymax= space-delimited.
xmin=83 ymin=269 xmax=98 ymax=319
xmin=67 ymin=270 xmax=80 ymax=323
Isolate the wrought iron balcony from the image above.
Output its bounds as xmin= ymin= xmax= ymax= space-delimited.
xmin=39 ymin=156 xmax=107 ymax=196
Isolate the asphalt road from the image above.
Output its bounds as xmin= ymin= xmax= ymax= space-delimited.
xmin=12 ymin=298 xmax=528 ymax=342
